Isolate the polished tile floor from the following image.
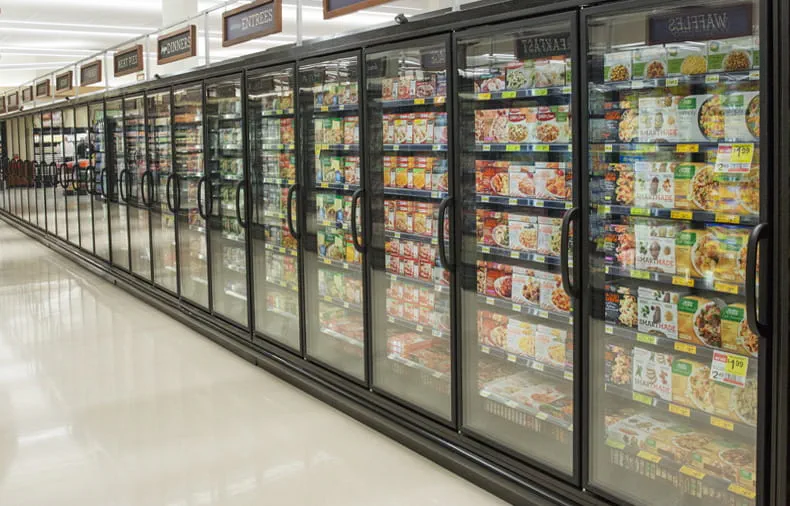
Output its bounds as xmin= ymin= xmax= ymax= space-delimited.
xmin=0 ymin=221 xmax=506 ymax=506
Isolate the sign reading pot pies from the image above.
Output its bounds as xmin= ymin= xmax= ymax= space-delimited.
xmin=114 ymin=45 xmax=144 ymax=77
xmin=22 ymin=86 xmax=33 ymax=103
xmin=222 ymin=0 xmax=282 ymax=47
xmin=324 ymin=0 xmax=392 ymax=20
xmin=81 ymin=61 xmax=102 ymax=86
xmin=7 ymin=92 xmax=18 ymax=111
xmin=158 ymin=25 xmax=197 ymax=65
xmin=56 ymin=71 xmax=73 ymax=92
xmin=35 ymin=79 xmax=51 ymax=98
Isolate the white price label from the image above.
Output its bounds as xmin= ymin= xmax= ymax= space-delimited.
xmin=715 ymin=143 xmax=754 ymax=174
xmin=710 ymin=350 xmax=748 ymax=388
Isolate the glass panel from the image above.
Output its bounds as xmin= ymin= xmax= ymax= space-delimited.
xmin=458 ymin=21 xmax=576 ymax=474
xmin=33 ymin=114 xmax=45 ymax=229
xmin=107 ymin=99 xmax=129 ymax=270
xmin=147 ymin=91 xmax=177 ymax=293
xmin=76 ymin=106 xmax=93 ymax=253
xmin=248 ymin=67 xmax=300 ymax=350
xmin=586 ymin=2 xmax=760 ymax=505
xmin=299 ymin=55 xmax=365 ymax=380
xmin=125 ymin=95 xmax=152 ymax=280
xmin=91 ymin=103 xmax=110 ymax=262
xmin=206 ymin=76 xmax=247 ymax=327
xmin=366 ymin=40 xmax=452 ymax=420
xmin=53 ymin=110 xmax=68 ymax=240
xmin=17 ymin=118 xmax=28 ymax=222
xmin=63 ymin=108 xmax=80 ymax=246
xmin=26 ymin=115 xmax=39 ymax=228
xmin=174 ymin=84 xmax=209 ymax=309
xmin=42 ymin=112 xmax=56 ymax=235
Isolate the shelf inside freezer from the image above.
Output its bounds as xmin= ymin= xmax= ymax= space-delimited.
xmin=386 ymin=273 xmax=449 ymax=293
xmin=476 ymin=195 xmax=573 ymax=210
xmin=321 ymin=294 xmax=361 ymax=312
xmin=385 ymin=230 xmax=438 ymax=245
xmin=471 ymin=85 xmax=572 ymax=101
xmin=261 ymin=108 xmax=295 ymax=117
xmin=388 ymin=353 xmax=449 ymax=380
xmin=591 ymin=142 xmax=740 ymax=153
xmin=263 ymin=210 xmax=287 ymax=219
xmin=317 ymin=219 xmax=350 ymax=231
xmin=478 ymin=294 xmax=573 ymax=326
xmin=316 ymin=182 xmax=360 ymax=191
xmin=474 ymin=143 xmax=571 ymax=153
xmin=480 ymin=389 xmax=573 ymax=432
xmin=265 ymin=277 xmax=298 ymax=293
xmin=321 ymin=328 xmax=363 ymax=348
xmin=480 ymin=344 xmax=573 ymax=382
xmin=314 ymin=104 xmax=358 ymax=113
xmin=383 ymin=188 xmax=448 ymax=199
xmin=319 ymin=257 xmax=362 ymax=273
xmin=603 ymin=265 xmax=745 ymax=296
xmin=314 ymin=144 xmax=359 ymax=153
xmin=386 ymin=315 xmax=449 ymax=340
xmin=379 ymin=96 xmax=446 ymax=108
xmin=224 ymin=288 xmax=247 ymax=301
xmin=478 ymin=245 xmax=561 ymax=267
xmin=264 ymin=243 xmax=298 ymax=258
xmin=260 ymin=144 xmax=295 ymax=151
xmin=225 ymin=263 xmax=246 ymax=274
xmin=383 ymin=144 xmax=447 ymax=152
xmin=268 ymin=305 xmax=298 ymax=320
xmin=592 ymin=204 xmax=758 ymax=226
xmin=592 ymin=70 xmax=759 ymax=93
xmin=221 ymin=232 xmax=245 ymax=244
xmin=262 ymin=177 xmax=296 ymax=186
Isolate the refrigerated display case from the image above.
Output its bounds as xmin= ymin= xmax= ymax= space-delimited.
xmin=63 ymin=108 xmax=81 ymax=246
xmin=52 ymin=110 xmax=68 ymax=241
xmin=248 ymin=66 xmax=301 ymax=351
xmin=91 ymin=102 xmax=110 ymax=262
xmin=17 ymin=118 xmax=28 ymax=222
xmin=299 ymin=54 xmax=366 ymax=380
xmin=457 ymin=17 xmax=578 ymax=475
xmin=24 ymin=115 xmax=36 ymax=227
xmin=174 ymin=84 xmax=209 ymax=309
xmin=107 ymin=99 xmax=129 ymax=270
xmin=206 ymin=75 xmax=248 ymax=327
xmin=76 ymin=106 xmax=93 ymax=253
xmin=42 ymin=112 xmax=57 ymax=236
xmin=124 ymin=95 xmax=152 ymax=280
xmin=147 ymin=90 xmax=178 ymax=294
xmin=365 ymin=37 xmax=454 ymax=420
xmin=584 ymin=2 xmax=764 ymax=504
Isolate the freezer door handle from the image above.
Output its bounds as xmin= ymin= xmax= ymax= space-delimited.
xmin=196 ymin=175 xmax=208 ymax=220
xmin=119 ymin=169 xmax=130 ymax=203
xmin=99 ymin=169 xmax=108 ymax=199
xmin=86 ymin=166 xmax=97 ymax=195
xmin=59 ymin=163 xmax=69 ymax=190
xmin=437 ymin=196 xmax=454 ymax=272
xmin=235 ymin=180 xmax=247 ymax=229
xmin=746 ymin=222 xmax=769 ymax=337
xmin=165 ymin=174 xmax=176 ymax=213
xmin=70 ymin=165 xmax=78 ymax=191
xmin=141 ymin=170 xmax=153 ymax=207
xmin=560 ymin=207 xmax=579 ymax=299
xmin=286 ymin=183 xmax=299 ymax=240
xmin=350 ymin=188 xmax=364 ymax=253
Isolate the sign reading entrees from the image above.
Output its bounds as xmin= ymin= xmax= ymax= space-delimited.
xmin=81 ymin=61 xmax=102 ymax=86
xmin=158 ymin=25 xmax=197 ymax=65
xmin=648 ymin=3 xmax=753 ymax=44
xmin=222 ymin=0 xmax=282 ymax=47
xmin=114 ymin=45 xmax=144 ymax=77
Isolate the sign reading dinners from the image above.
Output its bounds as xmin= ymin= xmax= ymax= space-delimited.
xmin=158 ymin=25 xmax=197 ymax=65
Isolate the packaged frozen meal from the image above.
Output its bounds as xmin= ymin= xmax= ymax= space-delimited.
xmin=537 ymin=216 xmax=562 ymax=257
xmin=674 ymin=163 xmax=719 ymax=211
xmin=712 ymin=225 xmax=749 ymax=283
xmin=717 ymin=166 xmax=759 ymax=215
xmin=413 ymin=113 xmax=434 ymax=144
xmin=475 ymin=160 xmax=509 ymax=195
xmin=604 ymin=284 xmax=638 ymax=328
xmin=508 ymin=213 xmax=538 ymax=252
xmin=632 ymin=46 xmax=668 ymax=79
xmin=507 ymin=108 xmax=534 ymax=144
xmin=604 ymin=343 xmax=632 ymax=385
xmin=722 ymin=91 xmax=760 ymax=141
xmin=434 ymin=112 xmax=448 ymax=144
xmin=676 ymin=94 xmax=724 ymax=142
xmin=533 ymin=162 xmax=568 ymax=200
xmin=506 ymin=320 xmax=536 ymax=357
xmin=602 ymin=224 xmax=635 ymax=267
xmin=477 ymin=210 xmax=509 ymax=248
xmin=535 ymin=325 xmax=567 ymax=368
xmin=721 ymin=303 xmax=759 ymax=357
xmin=671 ymin=358 xmax=716 ymax=414
xmin=637 ymin=287 xmax=682 ymax=340
xmin=632 ymin=347 xmax=673 ymax=401
xmin=343 ymin=116 xmax=359 ymax=144
xmin=689 ymin=437 xmax=757 ymax=487
xmin=675 ymin=228 xmax=719 ymax=280
xmin=512 ymin=267 xmax=541 ymax=306
xmin=475 ymin=71 xmax=506 ymax=93
xmin=667 ymin=43 xmax=708 ymax=75
xmin=508 ymin=164 xmax=535 ymax=198
xmin=634 ymin=161 xmax=676 ymax=208
xmin=538 ymin=271 xmax=571 ymax=313
xmin=535 ymin=105 xmax=570 ymax=143
xmin=707 ymin=37 xmax=754 ymax=72
xmin=505 ymin=61 xmax=536 ymax=90
xmin=604 ymin=51 xmax=632 ymax=82
xmin=635 ymin=222 xmax=677 ymax=274
xmin=601 ymin=163 xmax=635 ymax=205
xmin=534 ymin=57 xmax=567 ymax=87
xmin=394 ymin=114 xmax=413 ymax=144
xmin=677 ymin=295 xmax=725 ymax=348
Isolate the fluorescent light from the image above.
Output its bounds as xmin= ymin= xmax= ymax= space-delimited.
xmin=0 ymin=46 xmax=98 ymax=54
xmin=0 ymin=27 xmax=145 ymax=38
xmin=0 ymin=20 xmax=154 ymax=32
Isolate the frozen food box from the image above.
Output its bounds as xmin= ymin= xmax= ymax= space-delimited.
xmin=413 ymin=113 xmax=434 ymax=144
xmin=534 ymin=57 xmax=567 ymax=87
xmin=689 ymin=438 xmax=756 ymax=489
xmin=394 ymin=200 xmax=413 ymax=233
xmin=534 ymin=162 xmax=568 ymax=200
xmin=382 ymin=114 xmax=395 ymax=143
xmin=505 ymin=61 xmax=536 ymax=90
xmin=505 ymin=319 xmax=536 ymax=357
xmin=433 ymin=112 xmax=448 ymax=144
xmin=535 ymin=105 xmax=570 ymax=143
xmin=605 ymin=343 xmax=632 ymax=386
xmin=707 ymin=37 xmax=754 ymax=72
xmin=345 ymin=233 xmax=361 ymax=264
xmin=381 ymin=78 xmax=398 ymax=100
xmin=538 ymin=271 xmax=571 ymax=313
xmin=394 ymin=114 xmax=414 ymax=144
xmin=604 ymin=284 xmax=638 ymax=328
xmin=637 ymin=287 xmax=683 ymax=340
xmin=388 ymin=332 xmax=434 ymax=356
xmin=478 ymin=261 xmax=513 ymax=299
xmin=635 ymin=222 xmax=678 ymax=274
xmin=632 ymin=46 xmax=668 ymax=79
xmin=329 ymin=117 xmax=344 ymax=144
xmin=712 ymin=225 xmax=749 ymax=283
xmin=604 ymin=51 xmax=632 ymax=82
xmin=605 ymin=412 xmax=673 ymax=451
xmin=475 ymin=71 xmax=506 ymax=93
xmin=637 ymin=96 xmax=679 ymax=143
xmin=511 ymin=266 xmax=541 ymax=306
xmin=676 ymin=94 xmax=724 ymax=142
xmin=677 ymin=295 xmax=725 ymax=348
xmin=535 ymin=325 xmax=567 ymax=368
xmin=476 ymin=160 xmax=509 ymax=195
xmin=632 ymin=346 xmax=673 ymax=401
xmin=477 ymin=210 xmax=509 ymax=248
xmin=675 ymin=227 xmax=719 ymax=280
xmin=414 ymin=202 xmax=434 ymax=236
xmin=509 ymin=164 xmax=535 ymax=198
xmin=397 ymin=77 xmax=415 ymax=99
xmin=667 ymin=43 xmax=708 ymax=75
xmin=508 ymin=107 xmax=536 ymax=144
xmin=601 ymin=163 xmax=635 ymax=205
xmin=415 ymin=79 xmax=436 ymax=99
xmin=718 ymin=166 xmax=759 ymax=215
xmin=721 ymin=303 xmax=759 ymax=357
xmin=508 ymin=213 xmax=538 ymax=252
xmin=674 ymin=163 xmax=718 ymax=211
xmin=537 ymin=216 xmax=562 ymax=256
xmin=671 ymin=358 xmax=717 ymax=414
xmin=602 ymin=223 xmax=636 ymax=267
xmin=343 ymin=116 xmax=359 ymax=144
xmin=722 ymin=91 xmax=760 ymax=141
xmin=634 ymin=161 xmax=676 ymax=208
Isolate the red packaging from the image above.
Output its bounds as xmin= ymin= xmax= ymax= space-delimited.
xmin=419 ymin=306 xmax=435 ymax=326
xmin=402 ymin=284 xmax=419 ymax=304
xmin=475 ymin=160 xmax=509 ymax=195
xmin=402 ymin=240 xmax=419 ymax=260
xmin=386 ymin=297 xmax=404 ymax=319
xmin=419 ymin=260 xmax=434 ymax=282
xmin=476 ymin=210 xmax=509 ymax=248
xmin=403 ymin=258 xmax=418 ymax=278
xmin=385 ymin=239 xmax=401 ymax=256
xmin=414 ymin=202 xmax=433 ymax=236
xmin=418 ymin=243 xmax=435 ymax=263
xmin=385 ymin=253 xmax=400 ymax=274
xmin=403 ymin=301 xmax=419 ymax=322
xmin=384 ymin=200 xmax=395 ymax=230
xmin=390 ymin=281 xmax=404 ymax=300
xmin=477 ymin=261 xmax=513 ymax=298
xmin=419 ymin=287 xmax=435 ymax=308
xmin=395 ymin=200 xmax=413 ymax=233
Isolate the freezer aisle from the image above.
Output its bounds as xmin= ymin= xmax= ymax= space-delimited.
xmin=0 ymin=219 xmax=505 ymax=506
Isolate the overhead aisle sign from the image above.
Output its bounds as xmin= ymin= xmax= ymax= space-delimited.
xmin=158 ymin=25 xmax=197 ymax=65
xmin=80 ymin=61 xmax=102 ymax=86
xmin=222 ymin=0 xmax=282 ymax=47
xmin=114 ymin=45 xmax=144 ymax=77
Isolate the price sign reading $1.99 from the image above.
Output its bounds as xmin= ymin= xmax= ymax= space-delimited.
xmin=710 ymin=350 xmax=748 ymax=388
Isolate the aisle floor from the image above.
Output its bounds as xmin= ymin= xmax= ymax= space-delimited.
xmin=0 ymin=221 xmax=506 ymax=506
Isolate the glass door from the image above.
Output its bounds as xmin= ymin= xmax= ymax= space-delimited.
xmin=174 ymin=83 xmax=209 ymax=309
xmin=76 ymin=106 xmax=93 ymax=253
xmin=585 ymin=2 xmax=763 ymax=505
xmin=248 ymin=66 xmax=300 ymax=351
xmin=365 ymin=38 xmax=453 ymax=420
xmin=147 ymin=90 xmax=178 ymax=294
xmin=457 ymin=17 xmax=578 ymax=475
xmin=124 ymin=95 xmax=152 ymax=280
xmin=91 ymin=102 xmax=110 ymax=262
xmin=63 ymin=108 xmax=80 ymax=246
xmin=53 ymin=110 xmax=67 ymax=241
xmin=42 ymin=112 xmax=56 ymax=235
xmin=107 ymin=99 xmax=129 ymax=270
xmin=17 ymin=117 xmax=28 ymax=222
xmin=206 ymin=75 xmax=248 ymax=327
xmin=25 ymin=115 xmax=36 ymax=227
xmin=299 ymin=54 xmax=365 ymax=380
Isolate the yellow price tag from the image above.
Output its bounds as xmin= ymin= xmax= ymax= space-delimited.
xmin=605 ymin=325 xmax=614 ymax=334
xmin=535 ymin=411 xmax=548 ymax=420
xmin=510 ymin=251 xmax=520 ymax=259
xmin=533 ymin=144 xmax=550 ymax=152
xmin=534 ymin=200 xmax=544 ymax=208
xmin=507 ymin=354 xmax=517 ymax=363
xmin=715 ymin=213 xmax=740 ymax=224
xmin=501 ymin=91 xmax=516 ymax=99
xmin=511 ymin=303 xmax=521 ymax=312
xmin=680 ymin=466 xmax=706 ymax=480
xmin=714 ymin=281 xmax=739 ymax=294
xmin=481 ymin=246 xmax=490 ymax=254
xmin=671 ymin=210 xmax=693 ymax=220
xmin=676 ymin=143 xmax=699 ymax=153
xmin=480 ymin=195 xmax=490 ymax=202
xmin=705 ymin=74 xmax=720 ymax=84
xmin=413 ymin=98 xmax=425 ymax=105
xmin=726 ymin=354 xmax=749 ymax=376
xmin=710 ymin=416 xmax=735 ymax=431
xmin=537 ymin=310 xmax=548 ymax=319
xmin=672 ymin=276 xmax=695 ymax=287
xmin=730 ymin=143 xmax=755 ymax=164
xmin=675 ymin=342 xmax=697 ymax=355
xmin=604 ymin=144 xmax=614 ymax=153
xmin=478 ymin=93 xmax=491 ymax=100
xmin=533 ymin=88 xmax=548 ymax=96
xmin=481 ymin=345 xmax=490 ymax=354
xmin=669 ymin=403 xmax=691 ymax=417
xmin=532 ymin=362 xmax=544 ymax=371
xmin=630 ymin=207 xmax=650 ymax=216
xmin=728 ymin=484 xmax=757 ymax=499
xmin=507 ymin=198 xmax=518 ymax=206
xmin=432 ymin=144 xmax=441 ymax=151
xmin=606 ymin=439 xmax=626 ymax=450
xmin=391 ymin=145 xmax=399 ymax=151
xmin=435 ymin=96 xmax=446 ymax=103
xmin=482 ymin=144 xmax=491 ymax=151
xmin=561 ymin=86 xmax=572 ymax=95
xmin=665 ymin=77 xmax=679 ymax=87
xmin=637 ymin=451 xmax=662 ymax=464
xmin=505 ymin=144 xmax=520 ymax=152
xmin=632 ymin=392 xmax=653 ymax=405
xmin=320 ymin=106 xmax=329 ymax=112
xmin=748 ymin=71 xmax=760 ymax=81
xmin=630 ymin=269 xmax=650 ymax=280
xmin=564 ymin=371 xmax=574 ymax=381
xmin=636 ymin=333 xmax=658 ymax=345
xmin=415 ymin=324 xmax=424 ymax=332
xmin=533 ymin=254 xmax=546 ymax=263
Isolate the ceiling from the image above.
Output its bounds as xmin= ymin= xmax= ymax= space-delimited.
xmin=0 ymin=0 xmax=454 ymax=89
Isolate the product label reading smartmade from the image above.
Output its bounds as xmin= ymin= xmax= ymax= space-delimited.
xmin=158 ymin=26 xmax=197 ymax=65
xmin=222 ymin=0 xmax=282 ymax=47
xmin=114 ymin=45 xmax=144 ymax=77
xmin=648 ymin=3 xmax=753 ymax=44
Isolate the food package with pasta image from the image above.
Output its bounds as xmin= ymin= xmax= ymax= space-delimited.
xmin=632 ymin=46 xmax=668 ymax=79
xmin=534 ymin=57 xmax=567 ymax=87
xmin=475 ymin=160 xmax=508 ymax=195
xmin=676 ymin=94 xmax=724 ymax=142
xmin=712 ymin=225 xmax=749 ymax=283
xmin=511 ymin=266 xmax=541 ymax=307
xmin=605 ymin=343 xmax=633 ymax=386
xmin=634 ymin=161 xmax=676 ymax=208
xmin=707 ymin=36 xmax=754 ymax=73
xmin=538 ymin=270 xmax=571 ymax=313
xmin=508 ymin=163 xmax=535 ymax=198
xmin=677 ymin=295 xmax=725 ymax=348
xmin=637 ymin=287 xmax=684 ymax=340
xmin=533 ymin=162 xmax=568 ymax=200
xmin=601 ymin=163 xmax=635 ymax=205
xmin=635 ymin=221 xmax=678 ymax=274
xmin=675 ymin=227 xmax=719 ymax=279
xmin=717 ymin=164 xmax=759 ymax=215
xmin=505 ymin=61 xmax=536 ymax=90
xmin=535 ymin=105 xmax=570 ymax=143
xmin=535 ymin=325 xmax=567 ymax=368
xmin=477 ymin=310 xmax=509 ymax=347
xmin=507 ymin=107 xmax=536 ymax=144
xmin=477 ymin=261 xmax=513 ymax=299
xmin=667 ymin=42 xmax=708 ymax=76
xmin=604 ymin=51 xmax=632 ymax=82
xmin=508 ymin=213 xmax=538 ymax=252
xmin=632 ymin=346 xmax=673 ymax=401
xmin=722 ymin=91 xmax=760 ymax=141
xmin=604 ymin=284 xmax=638 ymax=328
xmin=671 ymin=358 xmax=718 ymax=415
xmin=474 ymin=70 xmax=505 ymax=93
xmin=688 ymin=437 xmax=756 ymax=489
xmin=412 ymin=112 xmax=434 ymax=144
xmin=721 ymin=303 xmax=759 ymax=357
xmin=602 ymin=224 xmax=635 ymax=267
xmin=476 ymin=210 xmax=509 ymax=248
xmin=674 ymin=163 xmax=719 ymax=211
xmin=604 ymin=412 xmax=673 ymax=452
xmin=637 ymin=96 xmax=679 ymax=142
xmin=505 ymin=319 xmax=536 ymax=357
xmin=537 ymin=216 xmax=562 ymax=256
